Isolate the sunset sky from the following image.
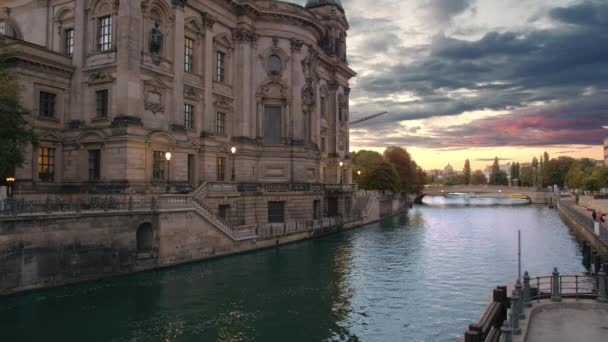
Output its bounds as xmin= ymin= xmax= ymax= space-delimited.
xmin=300 ymin=0 xmax=608 ymax=170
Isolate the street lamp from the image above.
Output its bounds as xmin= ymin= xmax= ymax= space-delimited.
xmin=165 ymin=151 xmax=172 ymax=192
xmin=230 ymin=146 xmax=236 ymax=182
xmin=357 ymin=170 xmax=361 ymax=176
xmin=6 ymin=177 xmax=15 ymax=199
xmin=339 ymin=161 xmax=344 ymax=185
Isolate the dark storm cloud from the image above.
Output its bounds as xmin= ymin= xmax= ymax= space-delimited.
xmin=422 ymin=0 xmax=475 ymax=25
xmin=353 ymin=0 xmax=608 ymax=130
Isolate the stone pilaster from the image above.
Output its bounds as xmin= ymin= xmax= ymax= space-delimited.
xmin=115 ymin=0 xmax=142 ymax=119
xmin=202 ymin=13 xmax=215 ymax=136
xmin=70 ymin=0 xmax=86 ymax=122
xmin=172 ymin=3 xmax=185 ymax=129
xmin=232 ymin=27 xmax=256 ymax=138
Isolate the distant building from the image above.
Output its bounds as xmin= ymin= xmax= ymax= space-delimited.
xmin=444 ymin=164 xmax=454 ymax=175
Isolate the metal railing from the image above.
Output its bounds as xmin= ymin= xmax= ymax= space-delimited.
xmin=0 ymin=197 xmax=155 ymax=216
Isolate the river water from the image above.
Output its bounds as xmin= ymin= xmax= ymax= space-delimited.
xmin=0 ymin=200 xmax=587 ymax=341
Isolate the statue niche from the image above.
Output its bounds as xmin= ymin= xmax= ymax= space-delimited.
xmin=150 ymin=22 xmax=163 ymax=54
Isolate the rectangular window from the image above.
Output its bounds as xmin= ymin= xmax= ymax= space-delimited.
xmin=152 ymin=151 xmax=166 ymax=181
xmin=65 ymin=28 xmax=74 ymax=55
xmin=321 ymin=137 xmax=326 ymax=153
xmin=184 ymin=37 xmax=194 ymax=72
xmin=313 ymin=200 xmax=321 ymax=220
xmin=320 ymin=96 xmax=326 ymax=118
xmin=217 ymin=156 xmax=226 ymax=181
xmin=218 ymin=204 xmax=230 ymax=221
xmin=38 ymin=147 xmax=55 ymax=182
xmin=39 ymin=91 xmax=56 ymax=118
xmin=216 ymin=51 xmax=225 ymax=82
xmin=216 ymin=112 xmax=225 ymax=135
xmin=96 ymin=89 xmax=108 ymax=118
xmin=268 ymin=201 xmax=285 ymax=223
xmin=88 ymin=149 xmax=101 ymax=181
xmin=97 ymin=16 xmax=112 ymax=51
xmin=263 ymin=106 xmax=281 ymax=144
xmin=184 ymin=104 xmax=194 ymax=129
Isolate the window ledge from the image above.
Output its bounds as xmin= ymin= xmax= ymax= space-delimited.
xmin=37 ymin=116 xmax=59 ymax=123
xmin=91 ymin=117 xmax=109 ymax=123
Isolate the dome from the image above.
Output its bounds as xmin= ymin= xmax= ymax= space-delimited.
xmin=304 ymin=0 xmax=344 ymax=12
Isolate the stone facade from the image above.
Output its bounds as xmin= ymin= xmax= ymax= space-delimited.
xmin=1 ymin=0 xmax=356 ymax=222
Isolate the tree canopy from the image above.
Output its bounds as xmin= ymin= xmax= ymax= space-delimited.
xmin=470 ymin=170 xmax=487 ymax=185
xmin=359 ymin=160 xmax=400 ymax=192
xmin=463 ymin=159 xmax=471 ymax=185
xmin=0 ymin=38 xmax=37 ymax=180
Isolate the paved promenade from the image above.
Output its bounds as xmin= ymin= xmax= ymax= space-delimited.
xmin=526 ymin=303 xmax=608 ymax=342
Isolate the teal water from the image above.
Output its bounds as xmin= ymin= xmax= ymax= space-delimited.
xmin=0 ymin=205 xmax=586 ymax=341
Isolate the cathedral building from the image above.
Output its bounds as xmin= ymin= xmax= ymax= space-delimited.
xmin=1 ymin=0 xmax=356 ymax=226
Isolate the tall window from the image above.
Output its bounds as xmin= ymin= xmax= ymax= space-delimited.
xmin=39 ymin=91 xmax=56 ymax=118
xmin=38 ymin=147 xmax=55 ymax=182
xmin=184 ymin=104 xmax=194 ymax=129
xmin=217 ymin=156 xmax=226 ymax=181
xmin=218 ymin=204 xmax=230 ymax=221
xmin=65 ymin=28 xmax=74 ymax=55
xmin=321 ymin=137 xmax=326 ymax=153
xmin=268 ymin=201 xmax=285 ymax=223
xmin=96 ymin=90 xmax=108 ymax=118
xmin=313 ymin=200 xmax=321 ymax=220
xmin=152 ymin=151 xmax=166 ymax=181
xmin=184 ymin=37 xmax=194 ymax=72
xmin=216 ymin=51 xmax=225 ymax=82
xmin=88 ymin=149 xmax=101 ymax=181
xmin=97 ymin=16 xmax=112 ymax=51
xmin=216 ymin=112 xmax=225 ymax=135
xmin=263 ymin=106 xmax=281 ymax=144
xmin=320 ymin=96 xmax=326 ymax=118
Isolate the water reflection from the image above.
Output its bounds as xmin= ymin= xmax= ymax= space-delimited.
xmin=0 ymin=205 xmax=585 ymax=342
xmin=422 ymin=193 xmax=530 ymax=206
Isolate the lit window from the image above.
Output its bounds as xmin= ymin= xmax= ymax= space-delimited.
xmin=97 ymin=16 xmax=112 ymax=51
xmin=185 ymin=104 xmax=194 ymax=129
xmin=216 ymin=112 xmax=225 ymax=135
xmin=65 ymin=28 xmax=74 ymax=55
xmin=39 ymin=91 xmax=56 ymax=118
xmin=152 ymin=151 xmax=166 ymax=181
xmin=217 ymin=156 xmax=226 ymax=181
xmin=38 ymin=147 xmax=55 ymax=182
xmin=185 ymin=37 xmax=194 ymax=72
xmin=96 ymin=90 xmax=108 ymax=118
xmin=216 ymin=51 xmax=225 ymax=82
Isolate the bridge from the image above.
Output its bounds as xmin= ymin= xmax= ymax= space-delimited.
xmin=417 ymin=185 xmax=553 ymax=204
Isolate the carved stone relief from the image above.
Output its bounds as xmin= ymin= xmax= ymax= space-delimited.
xmin=143 ymin=78 xmax=168 ymax=114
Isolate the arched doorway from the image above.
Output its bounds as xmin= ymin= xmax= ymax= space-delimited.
xmin=136 ymin=223 xmax=154 ymax=252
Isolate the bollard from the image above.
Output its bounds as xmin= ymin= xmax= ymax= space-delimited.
xmin=500 ymin=319 xmax=512 ymax=342
xmin=598 ymin=270 xmax=607 ymax=303
xmin=510 ymin=288 xmax=521 ymax=335
xmin=523 ymin=271 xmax=531 ymax=307
xmin=551 ymin=267 xmax=562 ymax=302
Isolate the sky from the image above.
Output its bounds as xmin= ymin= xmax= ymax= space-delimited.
xmin=299 ymin=0 xmax=608 ymax=170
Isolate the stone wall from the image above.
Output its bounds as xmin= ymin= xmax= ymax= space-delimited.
xmin=578 ymin=195 xmax=608 ymax=213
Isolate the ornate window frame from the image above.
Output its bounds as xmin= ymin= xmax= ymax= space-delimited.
xmin=141 ymin=0 xmax=174 ymax=60
xmin=53 ymin=6 xmax=75 ymax=55
xmin=184 ymin=16 xmax=204 ymax=75
xmin=213 ymin=33 xmax=233 ymax=85
xmin=86 ymin=0 xmax=118 ymax=54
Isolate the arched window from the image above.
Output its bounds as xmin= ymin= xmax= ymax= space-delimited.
xmin=0 ymin=18 xmax=22 ymax=39
xmin=136 ymin=223 xmax=154 ymax=252
xmin=267 ymin=54 xmax=282 ymax=75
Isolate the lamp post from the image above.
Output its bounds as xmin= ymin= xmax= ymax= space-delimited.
xmin=339 ymin=161 xmax=344 ymax=185
xmin=230 ymin=146 xmax=236 ymax=182
xmin=6 ymin=177 xmax=15 ymax=199
xmin=165 ymin=151 xmax=172 ymax=193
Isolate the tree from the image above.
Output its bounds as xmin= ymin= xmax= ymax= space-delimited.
xmin=463 ymin=159 xmax=471 ymax=185
xmin=543 ymin=156 xmax=576 ymax=188
xmin=444 ymin=173 xmax=465 ymax=186
xmin=519 ymin=166 xmax=534 ymax=187
xmin=351 ymin=150 xmax=383 ymax=186
xmin=489 ymin=157 xmax=503 ymax=185
xmin=0 ymin=38 xmax=37 ymax=180
xmin=359 ymin=160 xmax=400 ymax=192
xmin=383 ymin=146 xmax=416 ymax=193
xmin=531 ymin=157 xmax=539 ymax=187
xmin=470 ymin=170 xmax=488 ymax=185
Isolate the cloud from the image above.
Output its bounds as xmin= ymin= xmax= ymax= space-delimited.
xmin=422 ymin=0 xmax=475 ymax=26
xmin=549 ymin=1 xmax=608 ymax=28
xmin=475 ymin=158 xmax=512 ymax=162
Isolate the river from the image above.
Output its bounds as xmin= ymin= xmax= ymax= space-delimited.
xmin=0 ymin=200 xmax=586 ymax=341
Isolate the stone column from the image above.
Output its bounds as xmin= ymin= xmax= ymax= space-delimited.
xmin=202 ymin=13 xmax=215 ymax=135
xmin=172 ymin=1 xmax=185 ymax=129
xmin=70 ymin=0 xmax=86 ymax=122
xmin=232 ymin=27 xmax=255 ymax=138
xmin=115 ymin=0 xmax=142 ymax=119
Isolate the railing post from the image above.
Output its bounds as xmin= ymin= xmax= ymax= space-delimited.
xmin=598 ymin=270 xmax=607 ymax=303
xmin=515 ymin=279 xmax=525 ymax=319
xmin=500 ymin=319 xmax=512 ymax=342
xmin=551 ymin=267 xmax=562 ymax=302
xmin=510 ymin=287 xmax=521 ymax=335
xmin=523 ymin=271 xmax=531 ymax=307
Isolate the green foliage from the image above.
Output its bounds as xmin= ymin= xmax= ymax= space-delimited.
xmin=359 ymin=160 xmax=400 ymax=192
xmin=383 ymin=146 xmax=425 ymax=194
xmin=0 ymin=38 xmax=37 ymax=179
xmin=470 ymin=170 xmax=487 ymax=185
xmin=488 ymin=157 xmax=508 ymax=185
xmin=519 ymin=166 xmax=534 ymax=187
xmin=463 ymin=159 xmax=471 ymax=185
xmin=351 ymin=150 xmax=383 ymax=185
xmin=444 ymin=173 xmax=465 ymax=186
xmin=542 ymin=156 xmax=576 ymax=187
